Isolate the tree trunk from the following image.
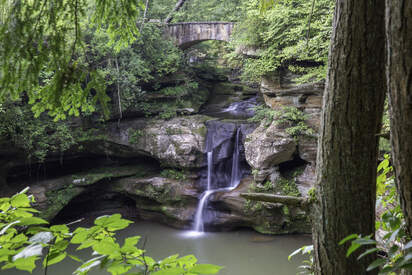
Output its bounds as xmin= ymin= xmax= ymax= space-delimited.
xmin=386 ymin=0 xmax=412 ymax=251
xmin=164 ymin=0 xmax=188 ymax=24
xmin=312 ymin=1 xmax=386 ymax=274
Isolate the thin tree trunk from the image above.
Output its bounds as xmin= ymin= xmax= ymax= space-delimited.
xmin=386 ymin=0 xmax=412 ymax=244
xmin=313 ymin=1 xmax=386 ymax=274
xmin=140 ymin=0 xmax=150 ymax=31
xmin=164 ymin=0 xmax=188 ymax=24
xmin=114 ymin=57 xmax=122 ymax=126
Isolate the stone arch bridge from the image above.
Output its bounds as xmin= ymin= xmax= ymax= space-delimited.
xmin=165 ymin=22 xmax=235 ymax=49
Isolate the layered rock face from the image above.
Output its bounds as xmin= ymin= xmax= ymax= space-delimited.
xmin=244 ymin=70 xmax=323 ymax=196
xmin=0 ymin=68 xmax=322 ymax=235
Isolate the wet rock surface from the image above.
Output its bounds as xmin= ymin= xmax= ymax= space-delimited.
xmin=1 ymin=68 xmax=321 ymax=235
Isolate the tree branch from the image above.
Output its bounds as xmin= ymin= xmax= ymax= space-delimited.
xmin=240 ymin=192 xmax=310 ymax=207
xmin=164 ymin=0 xmax=188 ymax=24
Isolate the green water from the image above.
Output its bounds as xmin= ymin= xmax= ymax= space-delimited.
xmin=5 ymin=221 xmax=311 ymax=275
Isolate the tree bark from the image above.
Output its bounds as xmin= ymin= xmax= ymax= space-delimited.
xmin=313 ymin=1 xmax=386 ymax=274
xmin=386 ymin=0 xmax=412 ymax=239
xmin=164 ymin=0 xmax=188 ymax=24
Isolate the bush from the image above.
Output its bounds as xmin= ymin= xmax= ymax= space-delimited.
xmin=0 ymin=189 xmax=222 ymax=274
xmin=249 ymin=105 xmax=314 ymax=139
xmin=341 ymin=155 xmax=412 ymax=274
xmin=227 ymin=0 xmax=333 ymax=83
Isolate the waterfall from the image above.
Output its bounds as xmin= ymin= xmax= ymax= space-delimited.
xmin=193 ymin=190 xmax=215 ymax=232
xmin=230 ymin=128 xmax=241 ymax=187
xmin=207 ymin=152 xmax=213 ymax=190
xmin=190 ymin=126 xmax=243 ymax=235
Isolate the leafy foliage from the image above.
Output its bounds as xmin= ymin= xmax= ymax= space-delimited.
xmin=149 ymin=0 xmax=244 ymax=22
xmin=227 ymin=0 xmax=333 ymax=82
xmin=249 ymin=105 xmax=314 ymax=139
xmin=0 ymin=189 xmax=222 ymax=274
xmin=0 ymin=0 xmax=145 ymax=120
xmin=128 ymin=129 xmax=144 ymax=145
xmin=88 ymin=22 xmax=185 ymax=111
xmin=340 ymin=155 xmax=412 ymax=274
xmin=0 ymin=102 xmax=76 ymax=162
xmin=288 ymin=245 xmax=314 ymax=275
xmin=160 ymin=169 xmax=187 ymax=180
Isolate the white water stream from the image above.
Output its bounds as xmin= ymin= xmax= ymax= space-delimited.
xmin=188 ymin=128 xmax=242 ymax=236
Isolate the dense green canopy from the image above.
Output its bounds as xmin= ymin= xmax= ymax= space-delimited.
xmin=0 ymin=0 xmax=144 ymax=119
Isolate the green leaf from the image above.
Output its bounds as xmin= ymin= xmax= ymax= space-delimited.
xmin=152 ymin=267 xmax=186 ymax=275
xmin=43 ymin=251 xmax=67 ymax=267
xmin=366 ymin=258 xmax=386 ymax=271
xmin=10 ymin=194 xmax=31 ymax=208
xmin=7 ymin=256 xmax=38 ymax=272
xmin=71 ymin=229 xmax=89 ymax=244
xmin=160 ymin=254 xmax=179 ymax=265
xmin=302 ymin=245 xmax=313 ymax=255
xmin=0 ymin=201 xmax=11 ymax=212
xmin=19 ymin=217 xmax=49 ymax=226
xmin=377 ymin=159 xmax=389 ymax=172
xmin=95 ymin=214 xmax=132 ymax=231
xmin=107 ymin=262 xmax=132 ymax=275
xmin=50 ymin=224 xmax=69 ymax=234
xmin=354 ymin=238 xmax=376 ymax=246
xmin=189 ymin=264 xmax=223 ymax=274
xmin=123 ymin=236 xmax=141 ymax=248
xmin=68 ymin=254 xmax=83 ymax=263
xmin=93 ymin=239 xmax=121 ymax=257
xmin=74 ymin=256 xmax=104 ymax=275
xmin=288 ymin=247 xmax=303 ymax=261
xmin=176 ymin=255 xmax=197 ymax=266
xmin=0 ymin=220 xmax=21 ymax=235
xmin=357 ymin=248 xmax=378 ymax=260
xmin=339 ymin=234 xmax=359 ymax=245
xmin=346 ymin=242 xmax=361 ymax=257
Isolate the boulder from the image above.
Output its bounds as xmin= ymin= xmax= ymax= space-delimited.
xmin=105 ymin=115 xmax=210 ymax=168
xmin=110 ymin=175 xmax=200 ymax=229
xmin=211 ymin=177 xmax=311 ymax=234
xmin=245 ymin=122 xmax=297 ymax=183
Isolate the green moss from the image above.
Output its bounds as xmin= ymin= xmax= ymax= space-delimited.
xmin=71 ymin=165 xmax=151 ymax=186
xmin=282 ymin=205 xmax=290 ymax=216
xmin=128 ymin=128 xmax=144 ymax=144
xmin=255 ymin=181 xmax=275 ymax=193
xmin=276 ymin=178 xmax=300 ymax=197
xmin=308 ymin=187 xmax=317 ymax=203
xmin=252 ymin=223 xmax=277 ymax=235
xmin=42 ymin=187 xmax=83 ymax=220
xmin=160 ymin=169 xmax=186 ymax=180
xmin=193 ymin=125 xmax=207 ymax=137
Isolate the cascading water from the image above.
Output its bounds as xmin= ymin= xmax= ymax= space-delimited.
xmin=207 ymin=152 xmax=213 ymax=190
xmin=230 ymin=128 xmax=241 ymax=187
xmin=190 ymin=127 xmax=243 ymax=235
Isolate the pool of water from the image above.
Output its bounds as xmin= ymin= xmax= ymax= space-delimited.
xmin=6 ymin=221 xmax=311 ymax=275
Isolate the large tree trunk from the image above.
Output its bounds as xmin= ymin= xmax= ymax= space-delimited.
xmin=312 ymin=1 xmax=386 ymax=274
xmin=386 ymin=0 xmax=412 ymax=239
xmin=386 ymin=4 xmax=412 ymax=274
